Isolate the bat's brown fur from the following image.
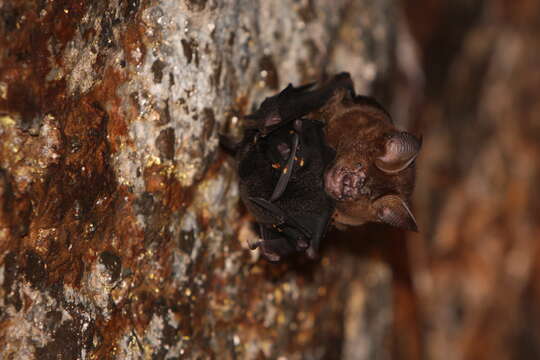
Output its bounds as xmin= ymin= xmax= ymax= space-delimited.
xmin=312 ymin=84 xmax=419 ymax=230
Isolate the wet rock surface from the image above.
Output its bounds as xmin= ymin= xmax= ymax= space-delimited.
xmin=0 ymin=0 xmax=397 ymax=359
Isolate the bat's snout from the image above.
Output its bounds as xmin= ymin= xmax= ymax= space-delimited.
xmin=324 ymin=165 xmax=366 ymax=201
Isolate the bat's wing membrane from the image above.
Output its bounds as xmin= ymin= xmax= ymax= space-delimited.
xmin=245 ymin=73 xmax=354 ymax=136
xmin=270 ymin=133 xmax=299 ymax=202
xmin=248 ymin=197 xmax=312 ymax=239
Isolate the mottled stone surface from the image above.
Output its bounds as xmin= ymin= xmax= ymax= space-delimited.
xmin=0 ymin=0 xmax=397 ymax=358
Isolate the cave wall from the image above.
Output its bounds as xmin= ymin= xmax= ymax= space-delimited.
xmin=0 ymin=1 xmax=398 ymax=358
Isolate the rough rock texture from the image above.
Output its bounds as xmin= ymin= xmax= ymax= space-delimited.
xmin=402 ymin=0 xmax=540 ymax=359
xmin=0 ymin=0 xmax=399 ymax=358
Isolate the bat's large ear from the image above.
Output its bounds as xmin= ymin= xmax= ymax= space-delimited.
xmin=372 ymin=195 xmax=418 ymax=232
xmin=375 ymin=132 xmax=422 ymax=174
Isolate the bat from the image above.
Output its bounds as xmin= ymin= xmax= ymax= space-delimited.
xmin=222 ymin=78 xmax=348 ymax=261
xmin=234 ymin=116 xmax=336 ymax=261
xmin=221 ymin=73 xmax=421 ymax=261
xmin=314 ymin=74 xmax=421 ymax=232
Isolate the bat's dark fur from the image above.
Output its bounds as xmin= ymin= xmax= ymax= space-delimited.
xmin=234 ymin=115 xmax=336 ymax=261
xmin=222 ymin=73 xmax=421 ymax=261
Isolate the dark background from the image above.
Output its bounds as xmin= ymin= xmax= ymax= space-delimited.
xmin=388 ymin=0 xmax=540 ymax=358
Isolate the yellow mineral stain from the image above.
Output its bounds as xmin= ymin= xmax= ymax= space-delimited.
xmin=0 ymin=115 xmax=15 ymax=127
xmin=274 ymin=288 xmax=283 ymax=303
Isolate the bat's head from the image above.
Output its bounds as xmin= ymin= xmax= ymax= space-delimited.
xmin=324 ymin=109 xmax=422 ymax=231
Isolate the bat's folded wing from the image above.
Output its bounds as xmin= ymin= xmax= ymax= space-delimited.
xmin=245 ymin=73 xmax=355 ymax=136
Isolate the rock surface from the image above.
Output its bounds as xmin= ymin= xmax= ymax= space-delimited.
xmin=0 ymin=0 xmax=398 ymax=359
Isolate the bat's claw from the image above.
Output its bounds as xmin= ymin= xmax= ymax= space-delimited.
xmin=248 ymin=239 xmax=262 ymax=250
xmin=306 ymin=246 xmax=319 ymax=260
xmin=260 ymin=246 xmax=281 ymax=262
xmin=296 ymin=239 xmax=309 ymax=251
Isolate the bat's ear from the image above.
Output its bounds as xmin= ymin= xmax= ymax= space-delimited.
xmin=372 ymin=195 xmax=418 ymax=232
xmin=375 ymin=132 xmax=422 ymax=174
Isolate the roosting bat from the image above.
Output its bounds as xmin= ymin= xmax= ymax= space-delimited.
xmin=314 ymin=75 xmax=421 ymax=232
xmin=221 ymin=73 xmax=421 ymax=261
xmin=222 ymin=79 xmax=346 ymax=261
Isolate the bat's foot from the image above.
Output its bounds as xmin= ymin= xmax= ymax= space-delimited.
xmin=258 ymin=242 xmax=282 ymax=262
xmin=248 ymin=239 xmax=262 ymax=250
xmin=306 ymin=246 xmax=319 ymax=260
xmin=247 ymin=237 xmax=285 ymax=262
xmin=296 ymin=239 xmax=309 ymax=251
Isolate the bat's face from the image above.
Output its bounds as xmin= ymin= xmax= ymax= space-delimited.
xmin=324 ymin=106 xmax=421 ymax=231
